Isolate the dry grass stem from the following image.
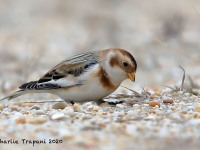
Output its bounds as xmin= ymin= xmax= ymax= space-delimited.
xmin=179 ymin=65 xmax=185 ymax=91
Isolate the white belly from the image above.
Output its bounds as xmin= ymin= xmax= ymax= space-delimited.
xmin=50 ymin=64 xmax=119 ymax=102
xmin=51 ymin=78 xmax=116 ymax=102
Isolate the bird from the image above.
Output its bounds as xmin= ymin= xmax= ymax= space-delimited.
xmin=1 ymin=48 xmax=137 ymax=104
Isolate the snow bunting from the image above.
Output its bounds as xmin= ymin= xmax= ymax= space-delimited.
xmin=1 ymin=48 xmax=137 ymax=104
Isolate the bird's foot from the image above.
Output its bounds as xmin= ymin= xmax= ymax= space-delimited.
xmin=96 ymin=99 xmax=124 ymax=106
xmin=107 ymin=100 xmax=124 ymax=106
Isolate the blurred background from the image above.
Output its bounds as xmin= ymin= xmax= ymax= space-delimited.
xmin=0 ymin=0 xmax=200 ymax=97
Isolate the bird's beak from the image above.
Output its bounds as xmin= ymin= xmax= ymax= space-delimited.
xmin=128 ymin=72 xmax=135 ymax=82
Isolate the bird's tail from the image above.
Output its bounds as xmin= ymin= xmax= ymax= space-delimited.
xmin=0 ymin=90 xmax=27 ymax=101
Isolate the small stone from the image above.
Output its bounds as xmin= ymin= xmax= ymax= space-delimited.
xmin=98 ymin=123 xmax=106 ymax=128
xmin=195 ymin=105 xmax=200 ymax=112
xmin=148 ymin=110 xmax=156 ymax=114
xmin=52 ymin=102 xmax=67 ymax=110
xmin=133 ymin=104 xmax=140 ymax=109
xmin=0 ymin=105 xmax=4 ymax=111
xmin=162 ymin=88 xmax=172 ymax=93
xmin=170 ymin=106 xmax=176 ymax=111
xmin=59 ymin=129 xmax=74 ymax=139
xmin=31 ymin=106 xmax=40 ymax=110
xmin=184 ymin=93 xmax=190 ymax=97
xmin=34 ymin=110 xmax=46 ymax=115
xmin=2 ymin=108 xmax=11 ymax=112
xmin=177 ymin=91 xmax=184 ymax=95
xmin=10 ymin=106 xmax=19 ymax=111
xmin=146 ymin=115 xmax=156 ymax=120
xmin=15 ymin=117 xmax=26 ymax=124
xmin=93 ymin=106 xmax=100 ymax=111
xmin=194 ymin=113 xmax=200 ymax=118
xmin=51 ymin=112 xmax=65 ymax=120
xmin=64 ymin=107 xmax=74 ymax=115
xmin=127 ymin=110 xmax=135 ymax=115
xmin=101 ymin=112 xmax=107 ymax=115
xmin=0 ymin=124 xmax=8 ymax=130
xmin=73 ymin=103 xmax=81 ymax=112
xmin=149 ymin=101 xmax=160 ymax=107
xmin=155 ymin=110 xmax=163 ymax=115
xmin=26 ymin=117 xmax=49 ymax=124
xmin=166 ymin=109 xmax=173 ymax=114
xmin=190 ymin=95 xmax=198 ymax=100
xmin=116 ymin=104 xmax=125 ymax=109
xmin=186 ymin=119 xmax=200 ymax=126
xmin=13 ymin=112 xmax=24 ymax=117
xmin=143 ymin=104 xmax=149 ymax=107
xmin=163 ymin=99 xmax=173 ymax=104
xmin=150 ymin=94 xmax=158 ymax=99
xmin=144 ymin=100 xmax=150 ymax=104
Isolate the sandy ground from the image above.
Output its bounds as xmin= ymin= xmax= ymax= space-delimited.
xmin=0 ymin=0 xmax=200 ymax=150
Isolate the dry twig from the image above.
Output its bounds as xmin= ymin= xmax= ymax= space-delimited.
xmin=120 ymin=85 xmax=142 ymax=97
xmin=11 ymin=100 xmax=64 ymax=104
xmin=179 ymin=65 xmax=185 ymax=91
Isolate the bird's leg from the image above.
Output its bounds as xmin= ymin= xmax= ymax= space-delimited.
xmin=96 ymin=99 xmax=105 ymax=105
xmin=70 ymin=101 xmax=75 ymax=105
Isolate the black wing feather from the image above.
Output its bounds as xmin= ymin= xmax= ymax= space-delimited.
xmin=19 ymin=81 xmax=61 ymax=90
xmin=19 ymin=51 xmax=99 ymax=90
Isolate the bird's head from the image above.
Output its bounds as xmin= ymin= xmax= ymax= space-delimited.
xmin=100 ymin=48 xmax=137 ymax=85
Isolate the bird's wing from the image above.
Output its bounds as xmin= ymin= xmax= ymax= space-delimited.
xmin=19 ymin=52 xmax=99 ymax=90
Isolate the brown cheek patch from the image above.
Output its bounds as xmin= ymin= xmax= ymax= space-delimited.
xmin=93 ymin=66 xmax=116 ymax=90
xmin=110 ymin=57 xmax=119 ymax=67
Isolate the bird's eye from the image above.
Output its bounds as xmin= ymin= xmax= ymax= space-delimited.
xmin=123 ymin=62 xmax=129 ymax=67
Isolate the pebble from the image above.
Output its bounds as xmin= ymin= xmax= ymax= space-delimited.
xmin=195 ymin=105 xmax=200 ymax=112
xmin=52 ymin=102 xmax=67 ymax=110
xmin=155 ymin=110 xmax=163 ymax=115
xmin=34 ymin=110 xmax=46 ymax=115
xmin=186 ymin=119 xmax=200 ymax=126
xmin=144 ymin=100 xmax=150 ymax=104
xmin=162 ymin=88 xmax=172 ymax=93
xmin=177 ymin=91 xmax=184 ymax=95
xmin=184 ymin=93 xmax=190 ymax=97
xmin=2 ymin=108 xmax=11 ymax=112
xmin=10 ymin=106 xmax=19 ymax=111
xmin=163 ymin=99 xmax=173 ymax=104
xmin=15 ymin=117 xmax=26 ymax=124
xmin=116 ymin=104 xmax=125 ymax=109
xmin=143 ymin=104 xmax=149 ymax=107
xmin=169 ymin=113 xmax=182 ymax=121
xmin=101 ymin=112 xmax=108 ymax=115
xmin=31 ymin=106 xmax=40 ymax=110
xmin=64 ymin=107 xmax=74 ymax=115
xmin=127 ymin=110 xmax=135 ymax=115
xmin=146 ymin=115 xmax=156 ymax=120
xmin=93 ymin=106 xmax=100 ymax=111
xmin=51 ymin=112 xmax=65 ymax=120
xmin=26 ymin=116 xmax=49 ymax=124
xmin=149 ymin=101 xmax=160 ymax=107
xmin=133 ymin=104 xmax=140 ymax=109
xmin=73 ymin=103 xmax=81 ymax=112
xmin=126 ymin=124 xmax=137 ymax=134
xmin=0 ymin=105 xmax=4 ymax=111
xmin=59 ymin=129 xmax=74 ymax=139
xmin=170 ymin=106 xmax=176 ymax=111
